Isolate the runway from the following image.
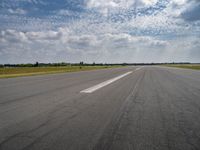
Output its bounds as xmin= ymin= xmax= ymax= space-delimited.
xmin=0 ymin=66 xmax=200 ymax=150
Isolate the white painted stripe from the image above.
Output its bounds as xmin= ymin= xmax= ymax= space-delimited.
xmin=80 ymin=71 xmax=133 ymax=93
xmin=136 ymin=66 xmax=144 ymax=70
xmin=135 ymin=68 xmax=140 ymax=71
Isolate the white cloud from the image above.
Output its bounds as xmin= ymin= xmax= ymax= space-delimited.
xmin=2 ymin=27 xmax=199 ymax=63
xmin=86 ymin=0 xmax=159 ymax=16
xmin=8 ymin=8 xmax=27 ymax=15
xmin=141 ymin=0 xmax=158 ymax=5
xmin=87 ymin=0 xmax=134 ymax=9
xmin=87 ymin=0 xmax=159 ymax=9
xmin=171 ymin=0 xmax=187 ymax=5
xmin=0 ymin=0 xmax=200 ymax=63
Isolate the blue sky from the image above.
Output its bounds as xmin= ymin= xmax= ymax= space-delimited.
xmin=0 ymin=0 xmax=200 ymax=63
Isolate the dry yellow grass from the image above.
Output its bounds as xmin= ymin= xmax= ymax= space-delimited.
xmin=0 ymin=66 xmax=117 ymax=78
xmin=165 ymin=64 xmax=200 ymax=70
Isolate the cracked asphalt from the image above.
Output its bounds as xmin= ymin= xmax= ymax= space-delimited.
xmin=0 ymin=66 xmax=200 ymax=150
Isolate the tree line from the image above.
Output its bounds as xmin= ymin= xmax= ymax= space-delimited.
xmin=0 ymin=62 xmax=192 ymax=68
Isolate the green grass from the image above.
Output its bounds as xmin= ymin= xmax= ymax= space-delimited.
xmin=165 ymin=64 xmax=200 ymax=70
xmin=0 ymin=66 xmax=120 ymax=78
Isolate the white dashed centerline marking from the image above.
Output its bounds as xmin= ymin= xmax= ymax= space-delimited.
xmin=135 ymin=68 xmax=141 ymax=71
xmin=80 ymin=71 xmax=133 ymax=93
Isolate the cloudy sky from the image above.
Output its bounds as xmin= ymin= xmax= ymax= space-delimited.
xmin=0 ymin=0 xmax=200 ymax=63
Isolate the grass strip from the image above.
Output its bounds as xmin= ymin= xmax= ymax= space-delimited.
xmin=0 ymin=66 xmax=121 ymax=79
xmin=164 ymin=64 xmax=200 ymax=70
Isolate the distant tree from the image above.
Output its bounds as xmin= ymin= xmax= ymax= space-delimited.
xmin=34 ymin=62 xmax=39 ymax=67
xmin=79 ymin=61 xmax=84 ymax=69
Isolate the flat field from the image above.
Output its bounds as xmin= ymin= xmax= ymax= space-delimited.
xmin=0 ymin=66 xmax=117 ymax=78
xmin=165 ymin=64 xmax=200 ymax=70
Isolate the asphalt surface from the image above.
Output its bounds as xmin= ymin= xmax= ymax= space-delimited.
xmin=0 ymin=66 xmax=200 ymax=150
